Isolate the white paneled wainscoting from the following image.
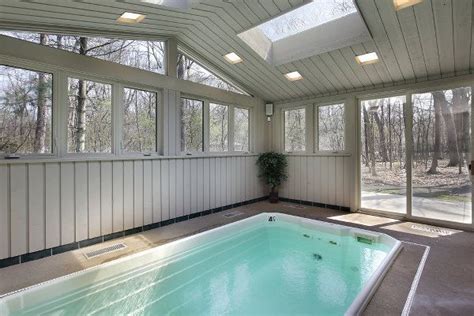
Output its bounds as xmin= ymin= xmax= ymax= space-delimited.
xmin=0 ymin=155 xmax=265 ymax=266
xmin=279 ymin=155 xmax=355 ymax=212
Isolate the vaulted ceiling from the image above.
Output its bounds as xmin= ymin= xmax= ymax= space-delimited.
xmin=0 ymin=0 xmax=473 ymax=102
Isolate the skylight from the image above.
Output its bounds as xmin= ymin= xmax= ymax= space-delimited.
xmin=258 ymin=0 xmax=357 ymax=42
xmin=238 ymin=0 xmax=370 ymax=66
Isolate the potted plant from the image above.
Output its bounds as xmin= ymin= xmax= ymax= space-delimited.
xmin=256 ymin=152 xmax=288 ymax=203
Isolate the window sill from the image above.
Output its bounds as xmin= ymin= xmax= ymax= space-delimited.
xmin=0 ymin=153 xmax=259 ymax=164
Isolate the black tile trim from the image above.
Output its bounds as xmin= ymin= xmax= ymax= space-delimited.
xmin=0 ymin=256 xmax=20 ymax=268
xmin=0 ymin=196 xmax=268 ymax=270
xmin=52 ymin=242 xmax=79 ymax=255
xmin=21 ymin=249 xmax=52 ymax=263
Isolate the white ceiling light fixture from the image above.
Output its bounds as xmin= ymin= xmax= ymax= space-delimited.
xmin=117 ymin=12 xmax=146 ymax=24
xmin=284 ymin=71 xmax=303 ymax=81
xmin=393 ymin=0 xmax=424 ymax=11
xmin=224 ymin=52 xmax=243 ymax=64
xmin=355 ymin=52 xmax=379 ymax=65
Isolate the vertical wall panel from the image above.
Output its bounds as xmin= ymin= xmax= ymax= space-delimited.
xmin=152 ymin=160 xmax=162 ymax=222
xmin=133 ymin=160 xmax=144 ymax=227
xmin=191 ymin=159 xmax=198 ymax=213
xmin=336 ymin=157 xmax=345 ymax=206
xmin=313 ymin=158 xmax=321 ymax=203
xmin=123 ymin=161 xmax=134 ymax=230
xmin=60 ymin=163 xmax=75 ymax=244
xmin=112 ymin=161 xmax=124 ymax=233
xmin=203 ymin=159 xmax=210 ymax=211
xmin=168 ymin=160 xmax=176 ymax=219
xmin=197 ymin=159 xmax=204 ymax=212
xmin=100 ymin=162 xmax=113 ymax=235
xmin=10 ymin=164 xmax=27 ymax=256
xmin=143 ymin=160 xmax=153 ymax=225
xmin=75 ymin=162 xmax=88 ymax=241
xmin=183 ymin=159 xmax=191 ymax=215
xmin=0 ymin=165 xmax=9 ymax=259
xmin=45 ymin=163 xmax=61 ymax=248
xmin=320 ymin=157 xmax=329 ymax=204
xmin=161 ymin=160 xmax=170 ymax=220
xmin=216 ymin=158 xmax=223 ymax=207
xmin=88 ymin=162 xmax=101 ymax=239
xmin=28 ymin=164 xmax=45 ymax=252
xmin=209 ymin=158 xmax=216 ymax=209
xmin=175 ymin=159 xmax=184 ymax=217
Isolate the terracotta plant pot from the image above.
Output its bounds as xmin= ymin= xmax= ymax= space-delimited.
xmin=269 ymin=191 xmax=279 ymax=203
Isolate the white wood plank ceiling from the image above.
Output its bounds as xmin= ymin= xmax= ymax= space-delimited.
xmin=0 ymin=0 xmax=472 ymax=102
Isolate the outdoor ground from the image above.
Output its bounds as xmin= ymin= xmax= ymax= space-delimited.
xmin=0 ymin=201 xmax=473 ymax=315
xmin=361 ymin=160 xmax=472 ymax=223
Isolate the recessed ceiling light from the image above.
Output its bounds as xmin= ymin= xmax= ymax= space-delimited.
xmin=284 ymin=71 xmax=303 ymax=81
xmin=224 ymin=52 xmax=243 ymax=64
xmin=355 ymin=52 xmax=379 ymax=65
xmin=393 ymin=0 xmax=423 ymax=11
xmin=117 ymin=12 xmax=146 ymax=24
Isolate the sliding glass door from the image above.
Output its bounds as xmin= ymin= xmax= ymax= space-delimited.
xmin=411 ymin=87 xmax=472 ymax=224
xmin=359 ymin=87 xmax=473 ymax=225
xmin=360 ymin=96 xmax=407 ymax=214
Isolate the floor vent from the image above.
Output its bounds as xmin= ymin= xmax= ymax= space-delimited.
xmin=84 ymin=243 xmax=127 ymax=259
xmin=223 ymin=211 xmax=244 ymax=218
xmin=410 ymin=224 xmax=455 ymax=236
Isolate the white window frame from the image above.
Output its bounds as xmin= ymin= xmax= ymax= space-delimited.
xmin=314 ymin=101 xmax=346 ymax=154
xmin=233 ymin=106 xmax=251 ymax=153
xmin=282 ymin=106 xmax=307 ymax=153
xmin=180 ymin=96 xmax=205 ymax=155
xmin=180 ymin=95 xmax=253 ymax=156
xmin=120 ymin=85 xmax=162 ymax=157
xmin=0 ymin=61 xmax=57 ymax=159
xmin=63 ymin=73 xmax=116 ymax=158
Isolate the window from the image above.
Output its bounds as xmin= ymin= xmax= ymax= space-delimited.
xmin=181 ymin=98 xmax=203 ymax=152
xmin=209 ymin=103 xmax=228 ymax=152
xmin=0 ymin=65 xmax=53 ymax=155
xmin=67 ymin=78 xmax=112 ymax=153
xmin=177 ymin=53 xmax=246 ymax=94
xmin=284 ymin=108 xmax=305 ymax=152
xmin=317 ymin=103 xmax=345 ymax=151
xmin=123 ymin=88 xmax=157 ymax=153
xmin=234 ymin=107 xmax=249 ymax=151
xmin=1 ymin=32 xmax=165 ymax=74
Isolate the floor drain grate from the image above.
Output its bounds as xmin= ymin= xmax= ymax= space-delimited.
xmin=223 ymin=211 xmax=244 ymax=218
xmin=84 ymin=243 xmax=127 ymax=259
xmin=410 ymin=224 xmax=455 ymax=236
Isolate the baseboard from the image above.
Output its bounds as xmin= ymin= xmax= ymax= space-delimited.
xmin=279 ymin=197 xmax=351 ymax=212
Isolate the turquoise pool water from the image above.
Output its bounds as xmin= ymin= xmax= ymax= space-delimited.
xmin=2 ymin=216 xmax=395 ymax=316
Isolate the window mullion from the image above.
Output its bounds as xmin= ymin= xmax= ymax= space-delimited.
xmin=203 ymin=99 xmax=210 ymax=152
xmin=57 ymin=71 xmax=68 ymax=158
xmin=113 ymin=83 xmax=123 ymax=156
xmin=229 ymin=105 xmax=235 ymax=152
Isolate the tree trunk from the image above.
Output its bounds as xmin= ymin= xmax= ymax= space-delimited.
xmin=75 ymin=37 xmax=88 ymax=152
xmin=362 ymin=104 xmax=370 ymax=167
xmin=373 ymin=110 xmax=389 ymax=162
xmin=452 ymin=88 xmax=470 ymax=174
xmin=428 ymin=94 xmax=441 ymax=174
xmin=434 ymin=91 xmax=460 ymax=167
xmin=33 ymin=34 xmax=48 ymax=153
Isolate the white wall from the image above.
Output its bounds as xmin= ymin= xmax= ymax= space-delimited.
xmin=0 ymin=155 xmax=264 ymax=259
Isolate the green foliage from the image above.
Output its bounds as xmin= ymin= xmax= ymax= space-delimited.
xmin=256 ymin=152 xmax=288 ymax=190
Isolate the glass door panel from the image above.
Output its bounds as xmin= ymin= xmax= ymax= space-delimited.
xmin=412 ymin=87 xmax=472 ymax=224
xmin=360 ymin=96 xmax=407 ymax=214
